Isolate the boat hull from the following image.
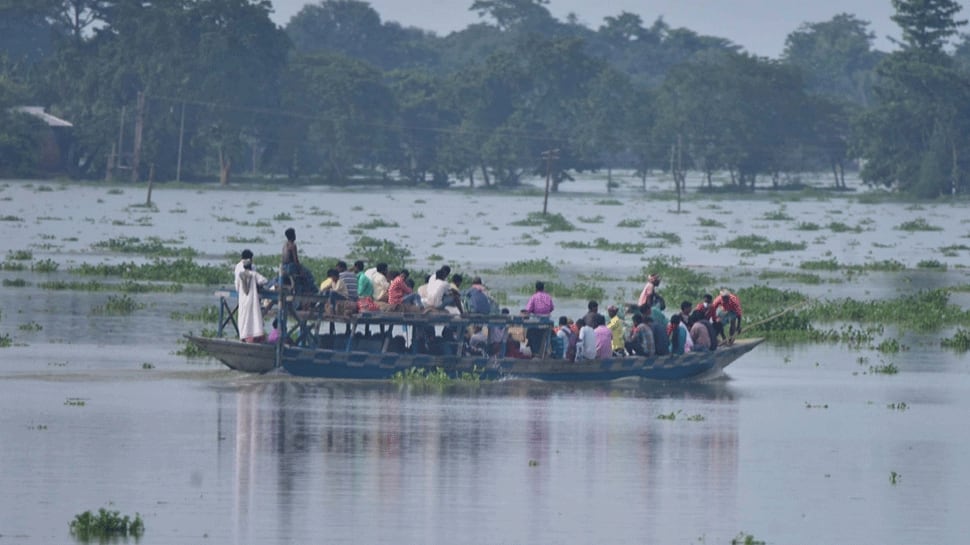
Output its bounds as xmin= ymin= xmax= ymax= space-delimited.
xmin=186 ymin=336 xmax=764 ymax=381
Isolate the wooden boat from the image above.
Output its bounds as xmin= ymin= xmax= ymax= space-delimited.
xmin=186 ymin=290 xmax=763 ymax=382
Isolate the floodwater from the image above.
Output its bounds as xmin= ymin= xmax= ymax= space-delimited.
xmin=1 ymin=177 xmax=970 ymax=544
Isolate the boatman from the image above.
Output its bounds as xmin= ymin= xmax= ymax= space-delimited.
xmin=234 ymin=249 xmax=268 ymax=343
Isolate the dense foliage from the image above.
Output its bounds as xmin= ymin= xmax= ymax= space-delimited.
xmin=2 ymin=0 xmax=969 ymax=196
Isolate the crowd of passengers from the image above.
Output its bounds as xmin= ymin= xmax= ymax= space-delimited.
xmin=233 ymin=227 xmax=743 ymax=359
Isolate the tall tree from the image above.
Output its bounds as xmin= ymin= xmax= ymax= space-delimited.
xmin=469 ymin=0 xmax=554 ymax=32
xmin=855 ymin=0 xmax=969 ymax=195
xmin=891 ymin=0 xmax=967 ymax=51
xmin=277 ymin=52 xmax=398 ymax=181
xmin=783 ymin=13 xmax=880 ymax=105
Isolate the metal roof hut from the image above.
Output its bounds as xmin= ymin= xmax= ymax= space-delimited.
xmin=11 ymin=106 xmax=74 ymax=175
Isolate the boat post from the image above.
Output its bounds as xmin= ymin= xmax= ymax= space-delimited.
xmin=274 ymin=266 xmax=285 ymax=369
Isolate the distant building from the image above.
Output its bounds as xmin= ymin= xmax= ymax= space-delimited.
xmin=11 ymin=106 xmax=74 ymax=174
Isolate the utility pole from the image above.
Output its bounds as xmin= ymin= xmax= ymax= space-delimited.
xmin=176 ymin=101 xmax=185 ymax=183
xmin=130 ymin=91 xmax=145 ymax=183
xmin=541 ymin=148 xmax=559 ymax=215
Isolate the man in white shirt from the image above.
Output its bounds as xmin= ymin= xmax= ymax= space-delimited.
xmin=365 ymin=262 xmax=391 ymax=302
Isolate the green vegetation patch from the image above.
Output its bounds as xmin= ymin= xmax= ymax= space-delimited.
xmin=941 ymin=329 xmax=970 ymax=351
xmin=38 ymin=279 xmax=182 ymax=293
xmin=70 ymin=508 xmax=144 ymax=540
xmin=793 ymin=222 xmax=820 ymax=231
xmin=92 ymin=294 xmax=143 ymax=315
xmin=175 ymin=329 xmax=217 ymax=357
xmin=698 ymin=218 xmax=725 ymax=228
xmin=510 ymin=212 xmax=576 ymax=232
xmin=916 ymin=259 xmax=947 ymax=270
xmin=73 ymin=258 xmax=228 ymax=285
xmin=32 ymin=258 xmax=59 ymax=272
xmin=560 ymin=238 xmax=647 ymax=254
xmin=895 ymin=218 xmax=942 ymax=231
xmin=7 ymin=250 xmax=32 ymax=260
xmin=391 ymin=366 xmax=484 ymax=385
xmin=2 ymin=278 xmax=29 ymax=287
xmin=500 ymin=258 xmax=557 ymax=276
xmin=827 ymin=221 xmax=863 ymax=233
xmin=516 ymin=280 xmax=604 ymax=302
xmin=762 ymin=209 xmax=793 ymax=221
xmin=805 ymin=288 xmax=970 ymax=333
xmin=349 ymin=236 xmax=412 ymax=267
xmin=757 ymin=271 xmax=824 ymax=285
xmin=722 ymin=235 xmax=806 ymax=254
xmin=93 ymin=236 xmax=197 ymax=258
xmin=355 ymin=218 xmax=399 ymax=229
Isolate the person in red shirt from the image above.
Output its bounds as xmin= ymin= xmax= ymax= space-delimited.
xmin=710 ymin=289 xmax=743 ymax=345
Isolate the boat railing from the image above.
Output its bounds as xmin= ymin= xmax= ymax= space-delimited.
xmin=214 ymin=288 xmax=555 ymax=357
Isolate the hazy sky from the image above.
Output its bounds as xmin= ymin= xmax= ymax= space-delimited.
xmin=268 ymin=0 xmax=970 ymax=57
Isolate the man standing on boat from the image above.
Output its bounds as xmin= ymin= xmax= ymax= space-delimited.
xmin=234 ymin=249 xmax=268 ymax=343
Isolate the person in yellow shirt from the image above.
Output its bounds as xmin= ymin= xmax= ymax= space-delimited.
xmin=606 ymin=305 xmax=626 ymax=356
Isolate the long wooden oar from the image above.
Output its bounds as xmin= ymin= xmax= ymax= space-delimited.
xmin=741 ymin=300 xmax=813 ymax=333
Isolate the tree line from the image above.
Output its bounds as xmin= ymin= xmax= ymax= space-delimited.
xmin=1 ymin=0 xmax=969 ymax=197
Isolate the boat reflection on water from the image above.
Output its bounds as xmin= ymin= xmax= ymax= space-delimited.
xmin=219 ymin=377 xmax=741 ymax=543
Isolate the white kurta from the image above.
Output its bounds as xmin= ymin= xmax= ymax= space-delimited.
xmin=234 ymin=261 xmax=268 ymax=340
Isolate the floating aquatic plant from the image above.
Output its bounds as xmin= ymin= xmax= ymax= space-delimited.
xmin=349 ymin=236 xmax=412 ymax=267
xmin=92 ymin=294 xmax=142 ymax=315
xmin=69 ymin=508 xmax=144 ymax=540
xmin=500 ymin=258 xmax=557 ymax=276
xmin=510 ymin=212 xmax=576 ymax=232
xmin=722 ymin=235 xmax=806 ymax=254
xmin=355 ymin=218 xmax=399 ymax=229
xmin=762 ymin=209 xmax=793 ymax=221
xmin=18 ymin=321 xmax=42 ymax=332
xmin=895 ymin=218 xmax=941 ymax=231
xmin=732 ymin=532 xmax=766 ymax=545
xmin=391 ymin=366 xmax=484 ymax=385
xmin=92 ymin=236 xmax=197 ymax=258
xmin=869 ymin=362 xmax=899 ymax=375
xmin=941 ymin=329 xmax=970 ymax=351
xmin=561 ymin=238 xmax=647 ymax=254
xmin=916 ymin=259 xmax=946 ymax=270
xmin=31 ymin=258 xmax=59 ymax=272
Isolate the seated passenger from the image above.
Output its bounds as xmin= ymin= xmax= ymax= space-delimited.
xmin=467 ymin=325 xmax=488 ymax=355
xmin=625 ymin=313 xmax=655 ymax=356
xmin=575 ymin=317 xmax=598 ymax=361
xmin=365 ymin=263 xmax=390 ymax=303
xmin=464 ymin=276 xmax=495 ymax=314
xmin=388 ymin=269 xmax=422 ymax=308
xmin=688 ymin=310 xmax=712 ymax=352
